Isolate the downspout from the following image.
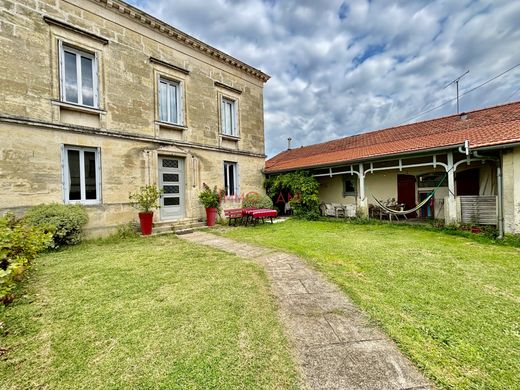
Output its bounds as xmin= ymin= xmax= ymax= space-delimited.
xmin=472 ymin=150 xmax=504 ymax=239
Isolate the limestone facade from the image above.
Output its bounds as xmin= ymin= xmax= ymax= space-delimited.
xmin=0 ymin=0 xmax=269 ymax=235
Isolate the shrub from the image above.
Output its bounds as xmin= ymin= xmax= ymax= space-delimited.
xmin=242 ymin=192 xmax=274 ymax=209
xmin=198 ymin=184 xmax=224 ymax=210
xmin=24 ymin=203 xmax=88 ymax=248
xmin=129 ymin=185 xmax=162 ymax=213
xmin=1 ymin=213 xmax=52 ymax=303
xmin=116 ymin=222 xmax=139 ymax=239
xmin=266 ymin=171 xmax=320 ymax=220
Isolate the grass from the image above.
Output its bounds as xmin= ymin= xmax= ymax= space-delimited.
xmin=219 ymin=219 xmax=520 ymax=389
xmin=0 ymin=236 xmax=298 ymax=389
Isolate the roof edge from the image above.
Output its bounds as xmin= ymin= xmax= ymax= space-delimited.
xmin=265 ymin=143 xmax=467 ymax=174
xmin=90 ymin=0 xmax=270 ymax=82
xmin=267 ymin=100 xmax=520 ymax=165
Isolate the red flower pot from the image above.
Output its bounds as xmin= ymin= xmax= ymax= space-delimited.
xmin=205 ymin=207 xmax=217 ymax=227
xmin=138 ymin=212 xmax=154 ymax=235
xmin=471 ymin=226 xmax=481 ymax=234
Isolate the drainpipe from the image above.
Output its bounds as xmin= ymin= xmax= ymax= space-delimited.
xmin=472 ymin=150 xmax=504 ymax=239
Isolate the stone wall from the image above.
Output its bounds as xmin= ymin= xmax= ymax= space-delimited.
xmin=0 ymin=0 xmax=268 ymax=236
xmin=502 ymin=146 xmax=520 ymax=234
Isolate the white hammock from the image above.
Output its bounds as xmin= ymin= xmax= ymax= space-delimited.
xmin=372 ymin=192 xmax=434 ymax=216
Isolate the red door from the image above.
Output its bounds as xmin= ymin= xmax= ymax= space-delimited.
xmin=397 ymin=175 xmax=416 ymax=217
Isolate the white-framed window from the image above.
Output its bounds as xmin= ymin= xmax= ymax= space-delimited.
xmin=224 ymin=161 xmax=239 ymax=196
xmin=59 ymin=42 xmax=98 ymax=107
xmin=159 ymin=77 xmax=183 ymax=124
xmin=62 ymin=145 xmax=101 ymax=204
xmin=221 ymin=97 xmax=238 ymax=136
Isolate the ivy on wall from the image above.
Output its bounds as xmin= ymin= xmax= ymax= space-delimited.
xmin=265 ymin=171 xmax=320 ymax=220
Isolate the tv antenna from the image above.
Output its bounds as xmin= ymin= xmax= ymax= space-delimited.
xmin=443 ymin=70 xmax=469 ymax=114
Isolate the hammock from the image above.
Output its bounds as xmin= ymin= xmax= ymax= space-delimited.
xmin=373 ymin=192 xmax=434 ymax=215
xmin=371 ymin=171 xmax=448 ymax=216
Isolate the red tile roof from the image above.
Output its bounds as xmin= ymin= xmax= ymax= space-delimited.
xmin=265 ymin=101 xmax=520 ymax=173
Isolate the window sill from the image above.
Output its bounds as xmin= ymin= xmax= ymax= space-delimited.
xmin=220 ymin=133 xmax=240 ymax=141
xmin=156 ymin=121 xmax=188 ymax=131
xmin=52 ymin=100 xmax=106 ymax=115
xmin=65 ymin=200 xmax=101 ymax=206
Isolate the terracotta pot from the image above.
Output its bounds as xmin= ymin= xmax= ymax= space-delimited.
xmin=471 ymin=226 xmax=481 ymax=234
xmin=205 ymin=207 xmax=217 ymax=227
xmin=138 ymin=212 xmax=154 ymax=235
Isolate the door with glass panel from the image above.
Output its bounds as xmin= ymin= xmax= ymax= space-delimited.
xmin=159 ymin=156 xmax=184 ymax=220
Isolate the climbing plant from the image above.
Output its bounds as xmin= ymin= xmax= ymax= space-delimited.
xmin=265 ymin=171 xmax=320 ymax=220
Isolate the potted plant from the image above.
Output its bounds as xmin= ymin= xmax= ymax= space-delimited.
xmin=129 ymin=185 xmax=162 ymax=235
xmin=198 ymin=184 xmax=223 ymax=227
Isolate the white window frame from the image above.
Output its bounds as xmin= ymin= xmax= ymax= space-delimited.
xmin=158 ymin=77 xmax=183 ymax=125
xmin=61 ymin=145 xmax=101 ymax=205
xmin=59 ymin=41 xmax=99 ymax=108
xmin=221 ymin=97 xmax=238 ymax=136
xmin=224 ymin=161 xmax=239 ymax=197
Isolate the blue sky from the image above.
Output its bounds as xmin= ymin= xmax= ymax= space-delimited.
xmin=127 ymin=0 xmax=520 ymax=157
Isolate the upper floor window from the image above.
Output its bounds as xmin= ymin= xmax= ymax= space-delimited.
xmin=159 ymin=77 xmax=182 ymax=124
xmin=62 ymin=145 xmax=101 ymax=204
xmin=59 ymin=43 xmax=98 ymax=107
xmin=221 ymin=97 xmax=238 ymax=136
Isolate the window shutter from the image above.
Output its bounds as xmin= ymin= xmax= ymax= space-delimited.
xmin=235 ymin=163 xmax=240 ymax=196
xmin=233 ymin=100 xmax=238 ymax=136
xmin=96 ymin=147 xmax=102 ymax=203
xmin=58 ymin=40 xmax=64 ymax=101
xmin=220 ymin=97 xmax=225 ymax=133
xmin=60 ymin=144 xmax=66 ymax=203
xmin=93 ymin=53 xmax=99 ymax=108
xmin=179 ymin=82 xmax=185 ymax=125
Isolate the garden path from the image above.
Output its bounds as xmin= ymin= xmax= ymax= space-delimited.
xmin=180 ymin=231 xmax=435 ymax=390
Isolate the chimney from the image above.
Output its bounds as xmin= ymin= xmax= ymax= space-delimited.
xmin=287 ymin=137 xmax=292 ymax=150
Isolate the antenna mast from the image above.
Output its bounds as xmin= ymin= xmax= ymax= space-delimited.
xmin=443 ymin=70 xmax=469 ymax=114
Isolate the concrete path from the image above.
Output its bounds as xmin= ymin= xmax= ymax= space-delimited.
xmin=180 ymin=232 xmax=435 ymax=390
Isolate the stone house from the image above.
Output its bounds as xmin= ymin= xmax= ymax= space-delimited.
xmin=0 ymin=0 xmax=269 ymax=235
xmin=266 ymin=102 xmax=520 ymax=236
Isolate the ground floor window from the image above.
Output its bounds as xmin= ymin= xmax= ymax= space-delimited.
xmin=63 ymin=145 xmax=101 ymax=204
xmin=224 ymin=161 xmax=239 ymax=196
xmin=343 ymin=176 xmax=356 ymax=196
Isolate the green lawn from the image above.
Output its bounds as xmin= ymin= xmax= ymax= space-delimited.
xmin=0 ymin=236 xmax=298 ymax=389
xmin=219 ymin=220 xmax=520 ymax=389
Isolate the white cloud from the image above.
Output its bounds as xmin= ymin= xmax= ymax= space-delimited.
xmin=128 ymin=0 xmax=520 ymax=157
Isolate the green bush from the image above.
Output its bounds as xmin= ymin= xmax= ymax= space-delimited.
xmin=242 ymin=192 xmax=274 ymax=209
xmin=116 ymin=222 xmax=139 ymax=239
xmin=198 ymin=184 xmax=224 ymax=209
xmin=266 ymin=171 xmax=320 ymax=220
xmin=1 ymin=213 xmax=52 ymax=303
xmin=129 ymin=185 xmax=162 ymax=213
xmin=24 ymin=203 xmax=88 ymax=248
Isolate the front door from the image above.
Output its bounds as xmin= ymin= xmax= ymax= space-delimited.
xmin=158 ymin=156 xmax=184 ymax=220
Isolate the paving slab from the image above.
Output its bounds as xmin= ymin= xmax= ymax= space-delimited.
xmin=179 ymin=231 xmax=436 ymax=390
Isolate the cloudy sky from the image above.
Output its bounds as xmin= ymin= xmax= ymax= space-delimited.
xmin=128 ymin=0 xmax=520 ymax=157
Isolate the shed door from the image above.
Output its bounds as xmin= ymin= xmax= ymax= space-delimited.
xmin=397 ymin=175 xmax=417 ymax=217
xmin=457 ymin=168 xmax=479 ymax=196
xmin=159 ymin=156 xmax=184 ymax=220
